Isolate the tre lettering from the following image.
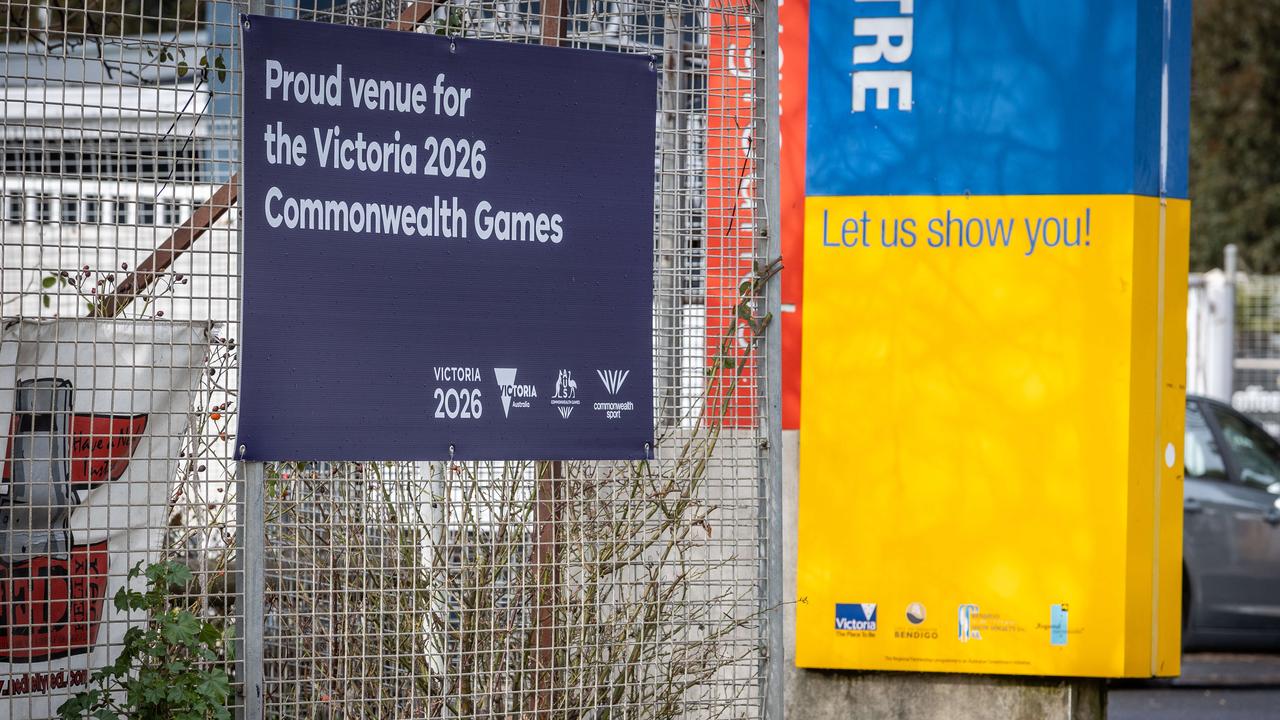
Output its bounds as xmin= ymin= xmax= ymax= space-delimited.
xmin=851 ymin=0 xmax=913 ymax=112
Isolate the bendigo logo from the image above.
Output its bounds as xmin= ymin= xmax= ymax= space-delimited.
xmin=0 ymin=378 xmax=146 ymax=662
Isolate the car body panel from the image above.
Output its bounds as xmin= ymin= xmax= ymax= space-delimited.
xmin=1184 ymin=396 xmax=1280 ymax=648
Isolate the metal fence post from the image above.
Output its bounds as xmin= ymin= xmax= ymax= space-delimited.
xmin=1207 ymin=244 xmax=1237 ymax=402
xmin=1223 ymin=243 xmax=1238 ymax=399
xmin=237 ymin=6 xmax=266 ymax=718
xmin=758 ymin=0 xmax=785 ymax=717
xmin=238 ymin=460 xmax=266 ymax=720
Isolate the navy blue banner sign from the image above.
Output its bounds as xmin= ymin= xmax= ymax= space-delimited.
xmin=238 ymin=15 xmax=657 ymax=461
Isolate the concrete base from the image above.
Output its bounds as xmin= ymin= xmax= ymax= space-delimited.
xmin=786 ymin=667 xmax=1106 ymax=720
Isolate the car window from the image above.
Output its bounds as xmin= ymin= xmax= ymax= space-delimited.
xmin=1186 ymin=403 xmax=1228 ymax=481
xmin=1209 ymin=404 xmax=1280 ymax=491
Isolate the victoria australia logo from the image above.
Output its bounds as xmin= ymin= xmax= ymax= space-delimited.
xmin=834 ymin=603 xmax=877 ymax=633
xmin=551 ymin=370 xmax=581 ymax=419
xmin=493 ymin=368 xmax=537 ymax=418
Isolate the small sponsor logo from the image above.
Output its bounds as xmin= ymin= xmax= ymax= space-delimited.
xmin=906 ymin=602 xmax=926 ymax=625
xmin=597 ymin=369 xmax=630 ymax=395
xmin=958 ymin=604 xmax=980 ymax=642
xmin=835 ymin=603 xmax=877 ymax=633
xmin=1050 ymin=604 xmax=1069 ymax=646
xmin=551 ymin=370 xmax=581 ymax=419
xmin=957 ymin=605 xmax=1025 ymax=642
xmin=493 ymin=368 xmax=537 ymax=418
xmin=892 ymin=603 xmax=935 ymax=639
xmin=594 ymin=370 xmax=635 ymax=420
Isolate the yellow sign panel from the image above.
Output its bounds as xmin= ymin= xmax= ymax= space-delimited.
xmin=797 ymin=195 xmax=1187 ymax=677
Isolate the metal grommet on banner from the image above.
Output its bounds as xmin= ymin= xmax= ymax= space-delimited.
xmin=644 ymin=442 xmax=652 ymax=460
xmin=450 ymin=38 xmax=457 ymax=53
xmin=238 ymin=444 xmax=247 ymax=460
xmin=240 ymin=14 xmax=250 ymax=31
xmin=448 ymin=444 xmax=456 ymax=461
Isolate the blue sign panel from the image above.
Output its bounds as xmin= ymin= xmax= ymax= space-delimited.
xmin=806 ymin=1 xmax=1190 ymax=199
xmin=238 ymin=15 xmax=657 ymax=461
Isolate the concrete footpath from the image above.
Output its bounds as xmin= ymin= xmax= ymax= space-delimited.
xmin=1170 ymin=653 xmax=1280 ymax=687
xmin=1110 ymin=653 xmax=1280 ymax=720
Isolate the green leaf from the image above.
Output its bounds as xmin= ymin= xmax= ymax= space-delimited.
xmin=197 ymin=622 xmax=222 ymax=645
xmin=161 ymin=612 xmax=201 ymax=646
xmin=197 ymin=671 xmax=231 ymax=702
xmin=42 ymin=294 xmax=51 ymax=308
xmin=57 ymin=689 xmax=97 ymax=718
xmin=177 ymin=61 xmax=188 ymax=78
xmin=42 ymin=275 xmax=57 ymax=288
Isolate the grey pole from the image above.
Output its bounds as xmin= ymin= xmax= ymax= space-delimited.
xmin=758 ymin=1 xmax=785 ymax=717
xmin=241 ymin=460 xmax=266 ymax=720
xmin=1224 ymin=242 xmax=1237 ymax=399
xmin=237 ymin=6 xmax=266 ymax=718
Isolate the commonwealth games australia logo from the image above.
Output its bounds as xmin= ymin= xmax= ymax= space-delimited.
xmin=551 ymin=370 xmax=580 ymax=419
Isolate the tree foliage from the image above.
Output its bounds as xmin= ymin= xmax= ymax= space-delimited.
xmin=2 ymin=1 xmax=201 ymax=45
xmin=1191 ymin=0 xmax=1280 ymax=271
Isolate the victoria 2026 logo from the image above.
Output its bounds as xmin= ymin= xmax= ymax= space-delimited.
xmin=0 ymin=378 xmax=147 ymax=662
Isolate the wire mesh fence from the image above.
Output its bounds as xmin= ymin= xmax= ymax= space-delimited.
xmin=1232 ymin=274 xmax=1280 ymax=435
xmin=1 ymin=0 xmax=778 ymax=718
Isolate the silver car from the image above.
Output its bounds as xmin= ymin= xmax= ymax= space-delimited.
xmin=1183 ymin=395 xmax=1280 ymax=649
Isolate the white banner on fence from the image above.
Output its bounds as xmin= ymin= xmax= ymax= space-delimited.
xmin=0 ymin=318 xmax=208 ymax=719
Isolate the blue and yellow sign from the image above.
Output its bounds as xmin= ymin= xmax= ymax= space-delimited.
xmin=797 ymin=1 xmax=1189 ymax=677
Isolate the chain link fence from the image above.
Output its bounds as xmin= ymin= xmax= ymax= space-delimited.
xmin=1 ymin=0 xmax=779 ymax=717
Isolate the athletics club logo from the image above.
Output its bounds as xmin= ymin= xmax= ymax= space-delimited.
xmin=0 ymin=378 xmax=146 ymax=662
